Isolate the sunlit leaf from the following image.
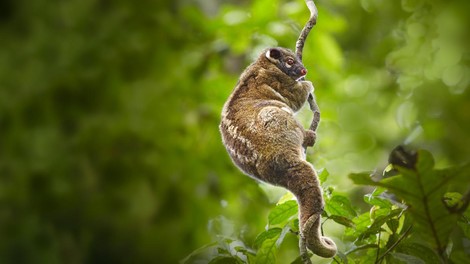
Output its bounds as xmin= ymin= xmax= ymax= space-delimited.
xmin=345 ymin=212 xmax=371 ymax=237
xmin=325 ymin=194 xmax=357 ymax=218
xmin=349 ymin=172 xmax=377 ymax=186
xmin=276 ymin=224 xmax=292 ymax=248
xmin=268 ymin=200 xmax=298 ymax=226
xmin=318 ymin=168 xmax=330 ymax=183
xmin=329 ymin=215 xmax=355 ymax=228
xmin=277 ymin=191 xmax=295 ymax=205
xmin=255 ymin=236 xmax=278 ymax=264
xmin=254 ymin=228 xmax=282 ymax=248
xmin=364 ymin=189 xmax=393 ymax=208
xmin=359 ymin=209 xmax=401 ymax=240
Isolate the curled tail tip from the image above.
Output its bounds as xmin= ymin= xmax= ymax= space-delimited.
xmin=312 ymin=237 xmax=337 ymax=258
xmin=306 ymin=236 xmax=337 ymax=258
xmin=301 ymin=214 xmax=337 ymax=258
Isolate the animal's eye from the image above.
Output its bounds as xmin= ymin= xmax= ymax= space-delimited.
xmin=287 ymin=58 xmax=294 ymax=65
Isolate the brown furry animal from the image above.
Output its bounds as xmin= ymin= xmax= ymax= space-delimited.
xmin=219 ymin=47 xmax=337 ymax=258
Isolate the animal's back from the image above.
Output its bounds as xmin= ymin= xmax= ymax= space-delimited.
xmin=220 ymin=92 xmax=305 ymax=181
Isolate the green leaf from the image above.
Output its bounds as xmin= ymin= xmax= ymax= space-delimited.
xmin=349 ymin=172 xmax=377 ymax=185
xmin=350 ymin=150 xmax=470 ymax=253
xmin=390 ymin=252 xmax=425 ymax=264
xmin=386 ymin=219 xmax=399 ymax=234
xmin=277 ymin=192 xmax=295 ymax=205
xmin=255 ymin=236 xmax=278 ymax=264
xmin=345 ymin=212 xmax=371 ymax=237
xmin=359 ymin=209 xmax=402 ymax=240
xmin=450 ymin=250 xmax=470 ymax=264
xmin=458 ymin=216 xmax=470 ymax=238
xmin=209 ymin=256 xmax=241 ymax=264
xmin=443 ymin=192 xmax=468 ymax=213
xmin=290 ymin=218 xmax=300 ymax=233
xmin=397 ymin=243 xmax=441 ymax=264
xmin=318 ymin=168 xmax=330 ymax=183
xmin=180 ymin=241 xmax=218 ymax=264
xmin=334 ymin=251 xmax=349 ymax=264
xmin=364 ymin=188 xmax=393 ymax=208
xmin=361 ymin=247 xmax=382 ymax=263
xmin=290 ymin=252 xmax=313 ymax=264
xmin=234 ymin=246 xmax=254 ymax=256
xmin=276 ymin=225 xmax=291 ymax=247
xmin=372 ymin=207 xmax=392 ymax=219
xmin=254 ymin=226 xmax=292 ymax=264
xmin=217 ymin=247 xmax=230 ymax=255
xmin=345 ymin=244 xmax=378 ymax=255
xmin=268 ymin=200 xmax=298 ymax=226
xmin=254 ymin=228 xmax=282 ymax=248
xmin=330 ymin=215 xmax=355 ymax=228
xmin=325 ymin=194 xmax=357 ymax=218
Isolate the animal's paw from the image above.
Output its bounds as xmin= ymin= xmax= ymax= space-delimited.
xmin=300 ymin=80 xmax=314 ymax=92
xmin=303 ymin=129 xmax=316 ymax=148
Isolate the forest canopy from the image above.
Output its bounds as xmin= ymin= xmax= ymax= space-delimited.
xmin=0 ymin=0 xmax=469 ymax=263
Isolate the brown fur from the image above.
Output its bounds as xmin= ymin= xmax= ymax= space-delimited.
xmin=219 ymin=47 xmax=337 ymax=258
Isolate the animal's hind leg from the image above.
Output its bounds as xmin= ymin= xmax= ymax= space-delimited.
xmin=284 ymin=160 xmax=324 ymax=227
xmin=256 ymin=153 xmax=324 ymax=226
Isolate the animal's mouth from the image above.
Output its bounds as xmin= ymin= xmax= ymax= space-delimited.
xmin=295 ymin=71 xmax=307 ymax=81
xmin=295 ymin=68 xmax=307 ymax=80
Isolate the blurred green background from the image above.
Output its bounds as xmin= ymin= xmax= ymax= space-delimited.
xmin=1 ymin=0 xmax=469 ymax=263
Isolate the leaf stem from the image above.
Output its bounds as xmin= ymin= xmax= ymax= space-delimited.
xmin=375 ymin=230 xmax=382 ymax=264
xmin=376 ymin=225 xmax=413 ymax=263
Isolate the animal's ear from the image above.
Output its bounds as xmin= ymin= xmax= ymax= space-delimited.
xmin=266 ymin=48 xmax=282 ymax=61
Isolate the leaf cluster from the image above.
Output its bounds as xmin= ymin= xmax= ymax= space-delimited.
xmin=185 ymin=149 xmax=470 ymax=263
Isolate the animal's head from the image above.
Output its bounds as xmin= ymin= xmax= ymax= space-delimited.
xmin=264 ymin=47 xmax=307 ymax=80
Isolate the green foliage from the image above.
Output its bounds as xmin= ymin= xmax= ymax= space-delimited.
xmin=1 ymin=0 xmax=469 ymax=263
xmin=350 ymin=150 xmax=470 ymax=259
xmin=268 ymin=200 xmax=298 ymax=226
xmin=185 ymin=150 xmax=469 ymax=263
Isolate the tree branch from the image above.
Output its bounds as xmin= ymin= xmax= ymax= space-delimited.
xmin=295 ymin=0 xmax=321 ymax=139
xmin=295 ymin=2 xmax=334 ymax=263
xmin=376 ymin=225 xmax=413 ymax=263
xmin=295 ymin=0 xmax=318 ymax=63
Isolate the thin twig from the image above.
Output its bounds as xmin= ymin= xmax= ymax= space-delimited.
xmin=376 ymin=225 xmax=413 ymax=263
xmin=295 ymin=2 xmax=322 ymax=264
xmin=308 ymin=94 xmax=320 ymax=131
xmin=294 ymin=0 xmax=321 ymax=140
xmin=295 ymin=0 xmax=318 ymax=63
xmin=375 ymin=230 xmax=382 ymax=264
